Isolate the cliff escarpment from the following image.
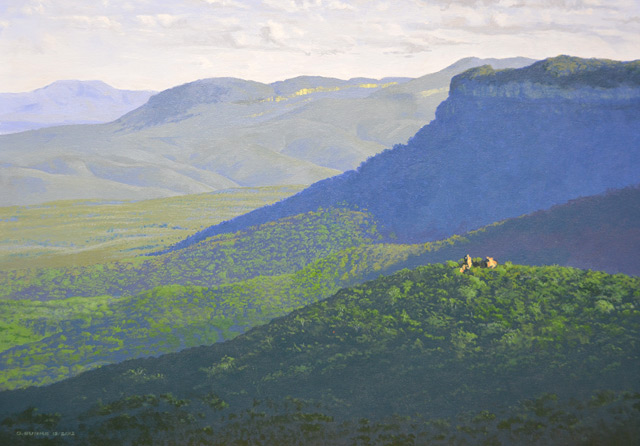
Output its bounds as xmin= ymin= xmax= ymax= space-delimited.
xmin=448 ymin=55 xmax=640 ymax=101
xmin=169 ymin=56 xmax=640 ymax=249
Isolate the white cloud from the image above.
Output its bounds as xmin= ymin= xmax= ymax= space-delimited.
xmin=261 ymin=20 xmax=287 ymax=44
xmin=20 ymin=0 xmax=48 ymax=16
xmin=65 ymin=15 xmax=122 ymax=31
xmin=261 ymin=0 xmax=348 ymax=12
xmin=261 ymin=0 xmax=300 ymax=12
xmin=136 ymin=15 xmax=157 ymax=26
xmin=156 ymin=13 xmax=185 ymax=27
xmin=199 ymin=0 xmax=247 ymax=7
xmin=135 ymin=13 xmax=186 ymax=28
xmin=0 ymin=0 xmax=638 ymax=92
xmin=259 ymin=19 xmax=307 ymax=49
xmin=194 ymin=55 xmax=215 ymax=69
xmin=326 ymin=1 xmax=355 ymax=11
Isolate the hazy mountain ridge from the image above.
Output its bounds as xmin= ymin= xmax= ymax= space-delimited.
xmin=0 ymin=57 xmax=533 ymax=206
xmin=0 ymin=80 xmax=155 ymax=135
xmin=178 ymin=55 xmax=640 ymax=248
xmin=378 ymin=184 xmax=640 ymax=279
xmin=117 ymin=77 xmax=277 ymax=129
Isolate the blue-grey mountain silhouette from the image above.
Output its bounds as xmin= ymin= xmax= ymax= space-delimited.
xmin=175 ymin=56 xmax=640 ymax=249
xmin=0 ymin=58 xmax=533 ymax=206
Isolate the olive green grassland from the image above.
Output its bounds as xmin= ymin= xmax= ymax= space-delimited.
xmin=0 ymin=185 xmax=304 ymax=270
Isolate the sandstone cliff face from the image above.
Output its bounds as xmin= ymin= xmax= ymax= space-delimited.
xmin=170 ymin=56 xmax=640 ymax=249
xmin=450 ymin=79 xmax=640 ymax=102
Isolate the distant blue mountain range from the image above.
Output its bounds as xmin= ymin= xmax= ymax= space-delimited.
xmin=0 ymin=80 xmax=155 ymax=134
xmin=0 ymin=57 xmax=533 ymax=206
xmin=174 ymin=56 xmax=640 ymax=248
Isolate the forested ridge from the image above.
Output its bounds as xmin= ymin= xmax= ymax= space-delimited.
xmin=1 ymin=262 xmax=638 ymax=445
xmin=0 ymin=186 xmax=638 ymax=391
xmin=0 ymin=208 xmax=381 ymax=301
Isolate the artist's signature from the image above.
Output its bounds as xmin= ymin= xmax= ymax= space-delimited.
xmin=16 ymin=431 xmax=76 ymax=437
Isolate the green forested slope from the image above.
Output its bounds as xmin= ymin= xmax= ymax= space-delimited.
xmin=1 ymin=263 xmax=638 ymax=445
xmin=0 ymin=243 xmax=420 ymax=390
xmin=1 ymin=186 xmax=638 ymax=391
xmin=0 ymin=208 xmax=381 ymax=301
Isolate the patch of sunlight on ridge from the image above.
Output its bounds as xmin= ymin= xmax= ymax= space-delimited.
xmin=419 ymin=87 xmax=449 ymax=98
xmin=256 ymin=81 xmax=399 ymax=105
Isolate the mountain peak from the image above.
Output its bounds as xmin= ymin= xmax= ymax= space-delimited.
xmin=117 ymin=77 xmax=275 ymax=128
xmin=0 ymin=81 xmax=155 ymax=135
xmin=442 ymin=56 xmax=536 ymax=73
xmin=42 ymin=79 xmax=109 ymax=89
xmin=146 ymin=77 xmax=275 ymax=106
xmin=35 ymin=80 xmax=136 ymax=97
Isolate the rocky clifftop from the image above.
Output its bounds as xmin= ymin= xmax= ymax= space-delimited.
xmin=448 ymin=55 xmax=640 ymax=101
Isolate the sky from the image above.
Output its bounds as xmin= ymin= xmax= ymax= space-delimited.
xmin=1 ymin=0 xmax=639 ymax=92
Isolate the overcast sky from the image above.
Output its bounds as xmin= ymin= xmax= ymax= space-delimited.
xmin=2 ymin=0 xmax=639 ymax=92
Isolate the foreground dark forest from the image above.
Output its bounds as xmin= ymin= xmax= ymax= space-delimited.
xmin=1 ymin=262 xmax=639 ymax=445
